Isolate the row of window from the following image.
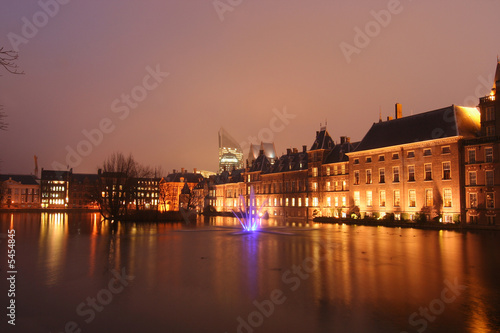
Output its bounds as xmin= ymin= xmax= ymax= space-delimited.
xmin=467 ymin=147 xmax=494 ymax=163
xmin=468 ymin=170 xmax=494 ymax=186
xmin=353 ymin=147 xmax=452 ymax=165
xmin=353 ymin=189 xmax=453 ymax=208
xmin=311 ymin=165 xmax=347 ymax=177
xmin=468 ymin=192 xmax=495 ymax=209
xmin=354 ymin=163 xmax=451 ymax=185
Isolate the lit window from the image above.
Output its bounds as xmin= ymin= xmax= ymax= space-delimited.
xmin=444 ymin=189 xmax=452 ymax=207
xmin=312 ymin=167 xmax=318 ymax=177
xmin=424 ymin=163 xmax=432 ymax=181
xmin=486 ymin=192 xmax=495 ymax=209
xmin=408 ymin=165 xmax=415 ymax=181
xmin=354 ymin=191 xmax=360 ymax=207
xmin=312 ymin=197 xmax=319 ymax=207
xmin=443 ymin=162 xmax=451 ymax=180
xmin=342 ymin=196 xmax=346 ymax=207
xmin=409 ymin=190 xmax=416 ymax=207
xmin=394 ymin=190 xmax=400 ymax=207
xmin=325 ymin=167 xmax=330 ymax=176
xmin=393 ymin=167 xmax=400 ymax=182
xmin=354 ymin=170 xmax=360 ymax=185
xmin=366 ymin=191 xmax=372 ymax=207
xmin=298 ymin=198 xmax=302 ymax=207
xmin=469 ymin=192 xmax=477 ymax=208
xmin=334 ymin=197 xmax=338 ymax=207
xmin=292 ymin=198 xmax=295 ymax=207
xmin=366 ymin=170 xmax=372 ymax=184
xmin=425 ymin=189 xmax=433 ymax=207
xmin=469 ymin=171 xmax=477 ymax=186
xmin=379 ymin=190 xmax=386 ymax=207
xmin=326 ymin=197 xmax=331 ymax=207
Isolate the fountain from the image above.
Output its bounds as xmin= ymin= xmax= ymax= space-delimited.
xmin=233 ymin=186 xmax=267 ymax=232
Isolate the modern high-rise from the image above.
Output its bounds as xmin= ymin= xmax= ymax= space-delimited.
xmin=218 ymin=127 xmax=244 ymax=173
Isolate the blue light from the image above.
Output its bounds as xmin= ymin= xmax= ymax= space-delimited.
xmin=232 ymin=186 xmax=266 ymax=232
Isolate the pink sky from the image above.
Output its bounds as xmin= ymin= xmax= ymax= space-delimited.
xmin=0 ymin=0 xmax=499 ymax=175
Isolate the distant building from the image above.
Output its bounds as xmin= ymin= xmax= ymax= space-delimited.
xmin=218 ymin=127 xmax=244 ymax=173
xmin=0 ymin=174 xmax=40 ymax=209
xmin=69 ymin=173 xmax=99 ymax=209
xmin=131 ymin=177 xmax=160 ymax=211
xmin=41 ymin=169 xmax=71 ymax=209
xmin=247 ymin=142 xmax=277 ymax=166
xmin=159 ymin=169 xmax=204 ymax=211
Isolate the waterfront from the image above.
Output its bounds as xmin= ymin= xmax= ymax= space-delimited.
xmin=1 ymin=212 xmax=500 ymax=332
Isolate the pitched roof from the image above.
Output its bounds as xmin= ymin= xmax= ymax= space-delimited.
xmin=355 ymin=105 xmax=480 ymax=152
xmin=71 ymin=173 xmax=99 ymax=184
xmin=310 ymin=128 xmax=335 ymax=150
xmin=41 ymin=169 xmax=71 ymax=181
xmin=248 ymin=153 xmax=272 ymax=173
xmin=270 ymin=151 xmax=308 ymax=173
xmin=165 ymin=172 xmax=204 ymax=183
xmin=324 ymin=141 xmax=360 ymax=164
xmin=0 ymin=174 xmax=39 ymax=185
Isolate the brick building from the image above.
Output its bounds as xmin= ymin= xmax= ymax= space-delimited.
xmin=463 ymin=60 xmax=500 ymax=224
xmin=347 ymin=105 xmax=480 ymax=222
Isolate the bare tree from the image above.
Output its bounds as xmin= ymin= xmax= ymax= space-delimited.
xmin=0 ymin=47 xmax=23 ymax=75
xmin=96 ymin=152 xmax=152 ymax=220
xmin=0 ymin=105 xmax=6 ymax=131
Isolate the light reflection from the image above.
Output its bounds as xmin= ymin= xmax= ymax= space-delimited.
xmin=39 ymin=212 xmax=68 ymax=286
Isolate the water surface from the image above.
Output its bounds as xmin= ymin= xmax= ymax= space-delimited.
xmin=1 ymin=212 xmax=499 ymax=333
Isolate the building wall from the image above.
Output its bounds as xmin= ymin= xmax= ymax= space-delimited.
xmin=1 ymin=180 xmax=40 ymax=209
xmin=348 ymin=137 xmax=463 ymax=222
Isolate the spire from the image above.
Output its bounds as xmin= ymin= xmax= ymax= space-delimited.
xmin=492 ymin=58 xmax=500 ymax=93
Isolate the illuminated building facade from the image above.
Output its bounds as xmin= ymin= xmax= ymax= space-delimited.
xmin=0 ymin=175 xmax=40 ymax=209
xmin=159 ymin=169 xmax=204 ymax=211
xmin=348 ymin=105 xmax=480 ymax=222
xmin=218 ymin=127 xmax=244 ymax=173
xmin=41 ymin=169 xmax=71 ymax=208
xmin=463 ymin=60 xmax=500 ymax=224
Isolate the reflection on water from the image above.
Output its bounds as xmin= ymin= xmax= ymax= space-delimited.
xmin=0 ymin=212 xmax=499 ymax=332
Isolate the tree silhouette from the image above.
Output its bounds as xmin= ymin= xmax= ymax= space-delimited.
xmin=0 ymin=47 xmax=23 ymax=75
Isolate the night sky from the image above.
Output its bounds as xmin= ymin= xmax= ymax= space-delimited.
xmin=1 ymin=0 xmax=498 ymax=175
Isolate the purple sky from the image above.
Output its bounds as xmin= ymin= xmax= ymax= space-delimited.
xmin=1 ymin=0 xmax=499 ymax=175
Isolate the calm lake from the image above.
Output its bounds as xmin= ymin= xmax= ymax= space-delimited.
xmin=1 ymin=212 xmax=500 ymax=333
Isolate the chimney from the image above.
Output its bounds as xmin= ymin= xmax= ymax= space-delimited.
xmin=287 ymin=148 xmax=292 ymax=155
xmin=181 ymin=167 xmax=185 ymax=174
xmin=340 ymin=136 xmax=346 ymax=144
xmin=395 ymin=103 xmax=402 ymax=119
xmin=173 ymin=169 xmax=176 ymax=174
xmin=302 ymin=145 xmax=307 ymax=153
xmin=259 ymin=149 xmax=264 ymax=156
xmin=293 ymin=148 xmax=298 ymax=154
xmin=193 ymin=168 xmax=197 ymax=174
